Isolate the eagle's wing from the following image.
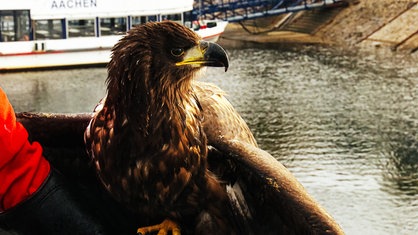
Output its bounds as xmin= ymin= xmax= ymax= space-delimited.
xmin=193 ymin=81 xmax=257 ymax=147
xmin=194 ymin=81 xmax=344 ymax=234
xmin=84 ymin=97 xmax=107 ymax=163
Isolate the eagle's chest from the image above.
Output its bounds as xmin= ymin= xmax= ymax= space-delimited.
xmin=146 ymin=98 xmax=206 ymax=178
xmin=103 ymin=98 xmax=207 ymax=210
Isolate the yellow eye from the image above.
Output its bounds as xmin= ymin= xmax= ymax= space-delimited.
xmin=171 ymin=48 xmax=184 ymax=57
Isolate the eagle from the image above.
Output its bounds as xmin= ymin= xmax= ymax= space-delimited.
xmin=12 ymin=21 xmax=343 ymax=235
xmin=84 ymin=21 xmax=242 ymax=234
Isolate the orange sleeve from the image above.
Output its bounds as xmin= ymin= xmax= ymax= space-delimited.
xmin=0 ymin=87 xmax=50 ymax=211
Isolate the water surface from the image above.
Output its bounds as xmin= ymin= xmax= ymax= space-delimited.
xmin=1 ymin=47 xmax=417 ymax=234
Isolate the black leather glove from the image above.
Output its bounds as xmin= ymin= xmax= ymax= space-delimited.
xmin=0 ymin=168 xmax=126 ymax=235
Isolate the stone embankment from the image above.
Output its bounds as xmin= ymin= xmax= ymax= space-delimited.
xmin=219 ymin=0 xmax=418 ymax=53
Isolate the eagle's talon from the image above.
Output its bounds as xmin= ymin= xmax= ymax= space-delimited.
xmin=137 ymin=219 xmax=181 ymax=235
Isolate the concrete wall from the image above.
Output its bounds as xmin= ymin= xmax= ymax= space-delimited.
xmin=317 ymin=0 xmax=418 ymax=52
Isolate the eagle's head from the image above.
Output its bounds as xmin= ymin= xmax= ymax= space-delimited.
xmin=106 ymin=21 xmax=229 ymax=110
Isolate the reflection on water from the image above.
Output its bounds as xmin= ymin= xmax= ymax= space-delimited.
xmin=1 ymin=47 xmax=417 ymax=234
xmin=0 ymin=68 xmax=108 ymax=113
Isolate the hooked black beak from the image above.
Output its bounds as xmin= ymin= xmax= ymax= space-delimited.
xmin=176 ymin=41 xmax=229 ymax=72
xmin=199 ymin=41 xmax=229 ymax=72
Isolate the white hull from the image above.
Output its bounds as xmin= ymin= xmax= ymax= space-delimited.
xmin=2 ymin=49 xmax=112 ymax=71
xmin=0 ymin=37 xmax=117 ymax=70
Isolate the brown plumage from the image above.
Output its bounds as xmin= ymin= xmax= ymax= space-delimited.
xmin=18 ymin=22 xmax=343 ymax=234
xmin=84 ymin=21 xmax=235 ymax=234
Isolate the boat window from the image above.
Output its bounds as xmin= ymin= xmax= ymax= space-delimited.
xmin=100 ymin=17 xmax=126 ymax=36
xmin=0 ymin=10 xmax=30 ymax=42
xmin=161 ymin=14 xmax=182 ymax=24
xmin=131 ymin=15 xmax=157 ymax=27
xmin=34 ymin=19 xmax=64 ymax=40
xmin=68 ymin=19 xmax=95 ymax=37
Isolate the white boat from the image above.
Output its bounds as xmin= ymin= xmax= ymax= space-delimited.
xmin=0 ymin=0 xmax=228 ymax=71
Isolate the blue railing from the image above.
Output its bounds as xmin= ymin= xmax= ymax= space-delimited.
xmin=190 ymin=0 xmax=345 ymax=22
